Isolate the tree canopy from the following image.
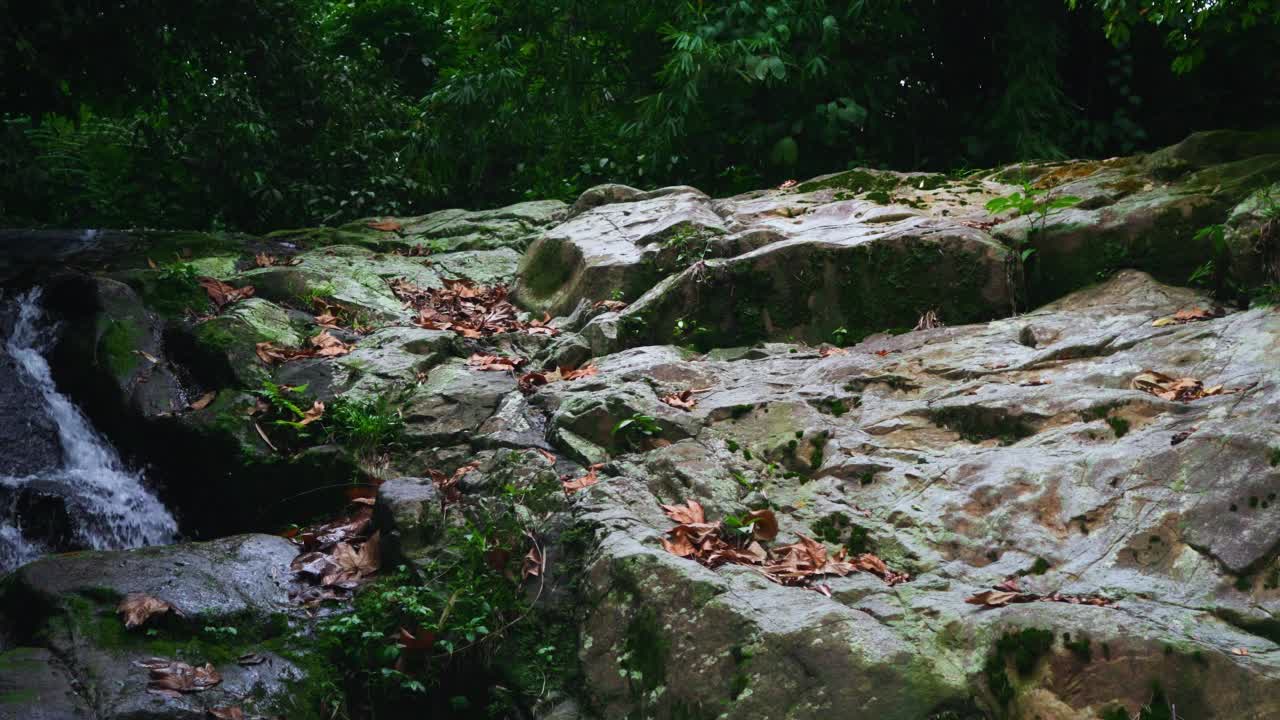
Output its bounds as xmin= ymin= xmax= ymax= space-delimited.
xmin=2 ymin=0 xmax=1277 ymax=231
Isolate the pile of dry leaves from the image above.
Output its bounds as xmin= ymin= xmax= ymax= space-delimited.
xmin=390 ymin=277 xmax=557 ymax=338
xmin=255 ymin=330 xmax=353 ymax=365
xmin=287 ymin=504 xmax=381 ymax=606
xmin=514 ymin=363 xmax=598 ymax=395
xmin=966 ymin=578 xmax=1114 ymax=609
xmin=1131 ymin=370 xmax=1231 ymax=402
xmin=659 ymin=500 xmax=908 ymax=592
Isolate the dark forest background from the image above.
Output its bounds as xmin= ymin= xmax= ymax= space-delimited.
xmin=2 ymin=0 xmax=1277 ymax=232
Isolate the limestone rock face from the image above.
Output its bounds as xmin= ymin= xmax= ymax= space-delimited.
xmin=551 ymin=271 xmax=1279 ymax=720
xmin=6 ymin=130 xmax=1280 ymax=720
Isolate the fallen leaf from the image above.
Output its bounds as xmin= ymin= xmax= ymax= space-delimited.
xmin=310 ymin=330 xmax=352 ymax=357
xmin=117 ymin=593 xmax=178 ymax=629
xmin=779 ymin=179 xmax=798 ymax=190
xmin=298 ymin=401 xmax=325 ymax=426
xmin=1232 ymin=647 xmax=1250 ymax=656
xmin=367 ymin=219 xmax=403 ymax=232
xmin=661 ymin=499 xmax=706 ymax=525
xmin=534 ymin=448 xmax=557 ymax=465
xmin=522 ymin=539 xmax=544 ymax=580
xmin=468 ymin=353 xmax=526 ymax=371
xmin=965 ymin=590 xmax=1036 ymax=608
xmin=1019 ymin=379 xmax=1051 ymax=387
xmin=660 ymin=389 xmax=698 ymax=411
xmin=137 ymin=658 xmax=221 ymax=697
xmin=562 ymin=466 xmax=602 ymax=494
xmin=593 ymin=299 xmax=628 ymax=312
xmin=209 ymin=708 xmax=245 ymax=720
xmin=188 ymin=391 xmax=216 ymax=411
xmin=1152 ymin=307 xmax=1220 ymax=327
xmin=254 ymin=422 xmax=278 ymax=451
xmin=745 ymin=509 xmax=779 ymax=542
xmin=819 ymin=346 xmax=848 ymax=357
xmin=517 ymin=371 xmax=549 ymax=395
xmin=147 ymin=257 xmax=158 ymax=269
xmin=314 ymin=312 xmax=341 ymax=329
xmin=559 ymin=364 xmax=598 ymax=381
xmin=197 ymin=277 xmax=255 ymax=311
xmin=134 ymin=349 xmax=159 ymax=364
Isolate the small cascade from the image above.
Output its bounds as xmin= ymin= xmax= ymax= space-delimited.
xmin=0 ymin=287 xmax=177 ymax=573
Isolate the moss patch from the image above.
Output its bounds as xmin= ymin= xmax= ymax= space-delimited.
xmin=99 ymin=318 xmax=142 ymax=378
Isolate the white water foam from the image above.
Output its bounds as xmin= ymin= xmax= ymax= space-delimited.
xmin=0 ymin=288 xmax=177 ymax=572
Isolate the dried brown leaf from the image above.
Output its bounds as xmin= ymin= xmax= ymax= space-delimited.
xmin=137 ymin=658 xmax=221 ymax=697
xmin=660 ymin=389 xmax=698 ymax=411
xmin=189 ymin=391 xmax=216 ymax=411
xmin=661 ymin=500 xmax=706 ymax=525
xmin=117 ymin=593 xmax=178 ymax=629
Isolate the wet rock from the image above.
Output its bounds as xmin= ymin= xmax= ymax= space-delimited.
xmin=0 ymin=647 xmax=92 ymax=720
xmin=546 ymin=271 xmax=1280 ymax=719
xmin=514 ymin=187 xmax=725 ymax=315
xmin=0 ymin=535 xmax=313 ymax=720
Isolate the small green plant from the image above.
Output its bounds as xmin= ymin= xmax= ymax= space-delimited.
xmin=612 ymin=413 xmax=662 ymax=448
xmin=157 ymin=261 xmax=200 ymax=286
xmin=326 ymin=395 xmax=405 ymax=457
xmin=830 ymin=326 xmax=849 ymax=347
xmin=671 ymin=316 xmax=709 ymax=344
xmin=1189 ymin=223 xmax=1228 ymax=293
xmin=986 ymin=184 xmax=1081 ymax=313
xmin=1106 ymin=416 xmax=1130 ymax=438
xmin=661 ymin=224 xmax=714 ymax=270
xmin=301 ymin=281 xmax=337 ymax=307
xmin=202 ymin=625 xmax=239 ymax=640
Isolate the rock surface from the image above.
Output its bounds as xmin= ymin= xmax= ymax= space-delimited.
xmin=3 ymin=130 xmax=1279 ymax=720
xmin=0 ymin=535 xmax=316 ymax=720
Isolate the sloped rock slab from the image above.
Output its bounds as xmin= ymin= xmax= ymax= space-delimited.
xmin=545 ymin=272 xmax=1279 ymax=719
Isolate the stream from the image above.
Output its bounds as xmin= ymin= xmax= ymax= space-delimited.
xmin=0 ymin=287 xmax=177 ymax=573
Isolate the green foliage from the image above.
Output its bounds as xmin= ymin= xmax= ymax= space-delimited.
xmin=318 ymin=468 xmax=571 ymax=716
xmin=987 ymin=184 xmax=1081 ymax=312
xmin=612 ymin=413 xmax=662 ymax=449
xmin=325 ymin=396 xmax=406 ymax=457
xmin=3 ymin=1 xmax=1277 ymax=231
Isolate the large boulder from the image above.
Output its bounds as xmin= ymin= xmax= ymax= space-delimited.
xmin=537 ymin=271 xmax=1280 ymax=720
xmin=0 ymin=535 xmax=322 ymax=720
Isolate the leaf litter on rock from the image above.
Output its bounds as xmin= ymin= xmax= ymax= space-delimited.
xmin=966 ymin=577 xmax=1114 ymax=609
xmin=1151 ymin=306 xmax=1222 ymax=327
xmin=287 ymin=504 xmax=382 ymax=605
xmin=468 ymin=353 xmax=526 ymax=372
xmin=255 ymin=330 xmax=353 ymax=365
xmin=390 ymin=277 xmax=558 ymax=338
xmin=659 ymin=500 xmax=908 ymax=589
xmin=198 ymin=277 xmax=255 ymax=312
xmin=1130 ymin=369 xmax=1233 ymax=402
xmin=562 ymin=463 xmax=605 ymax=494
xmin=137 ymin=658 xmax=221 ymax=697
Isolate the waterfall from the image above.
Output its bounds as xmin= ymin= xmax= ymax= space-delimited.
xmin=0 ymin=288 xmax=177 ymax=572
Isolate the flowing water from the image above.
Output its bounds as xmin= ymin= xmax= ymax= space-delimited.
xmin=0 ymin=287 xmax=177 ymax=572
